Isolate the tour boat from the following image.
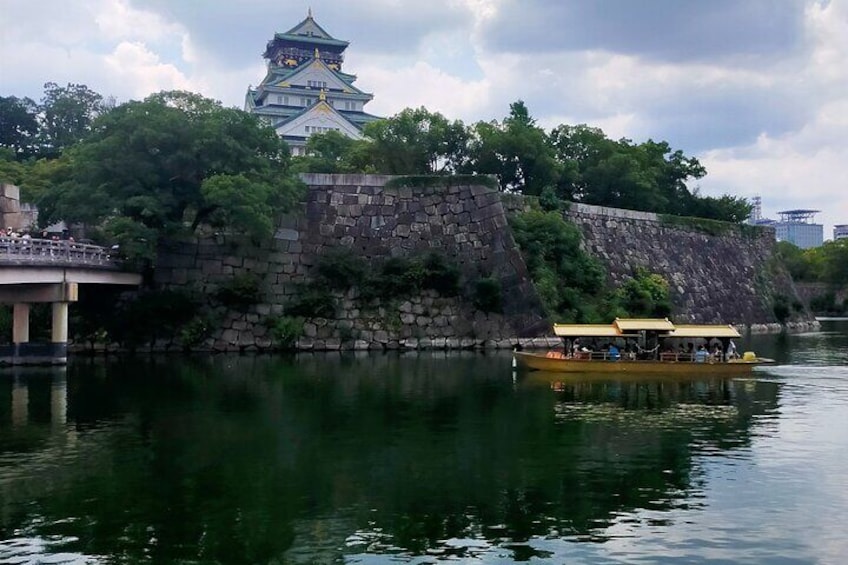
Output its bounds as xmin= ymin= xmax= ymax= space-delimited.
xmin=513 ymin=318 xmax=776 ymax=375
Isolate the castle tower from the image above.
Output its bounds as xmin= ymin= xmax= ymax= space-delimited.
xmin=244 ymin=10 xmax=380 ymax=155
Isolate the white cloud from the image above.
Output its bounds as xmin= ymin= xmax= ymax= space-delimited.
xmin=94 ymin=0 xmax=184 ymax=43
xmin=358 ymin=60 xmax=490 ymax=121
xmin=103 ymin=42 xmax=193 ymax=99
xmin=699 ymin=0 xmax=848 ymax=238
xmin=2 ymin=0 xmax=846 ymax=237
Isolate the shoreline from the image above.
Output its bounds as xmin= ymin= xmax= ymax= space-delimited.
xmin=63 ymin=320 xmax=821 ymax=355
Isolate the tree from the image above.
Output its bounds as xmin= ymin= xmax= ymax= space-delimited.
xmin=510 ymin=209 xmax=605 ymax=322
xmin=296 ymin=130 xmax=371 ymax=173
xmin=815 ymin=239 xmax=848 ymax=285
xmin=776 ymin=241 xmax=813 ymax=281
xmin=685 ymin=193 xmax=753 ymax=223
xmin=38 ymin=82 xmax=109 ymax=157
xmin=0 ymin=96 xmax=39 ymax=159
xmin=468 ymin=101 xmax=560 ymax=194
xmin=363 ymin=107 xmax=470 ymax=174
xmin=39 ymin=91 xmax=303 ymax=260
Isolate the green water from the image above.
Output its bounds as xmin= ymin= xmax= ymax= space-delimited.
xmin=1 ymin=322 xmax=847 ymax=564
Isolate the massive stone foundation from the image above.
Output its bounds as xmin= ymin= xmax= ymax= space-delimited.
xmin=147 ymin=175 xmax=813 ymax=352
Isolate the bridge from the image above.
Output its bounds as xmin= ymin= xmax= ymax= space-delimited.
xmin=0 ymin=238 xmax=142 ymax=365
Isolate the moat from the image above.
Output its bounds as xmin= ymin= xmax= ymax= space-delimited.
xmin=1 ymin=321 xmax=847 ymax=564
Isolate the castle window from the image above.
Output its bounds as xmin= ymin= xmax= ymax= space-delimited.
xmin=307 ymin=80 xmax=327 ymax=89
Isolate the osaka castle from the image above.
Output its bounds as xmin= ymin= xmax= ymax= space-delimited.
xmin=245 ymin=10 xmax=380 ymax=155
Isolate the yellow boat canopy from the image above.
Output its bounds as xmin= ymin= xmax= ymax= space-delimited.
xmin=553 ymin=324 xmax=622 ymax=337
xmin=552 ymin=318 xmax=740 ymax=339
xmin=666 ymin=325 xmax=741 ymax=338
xmin=614 ymin=318 xmax=676 ymax=332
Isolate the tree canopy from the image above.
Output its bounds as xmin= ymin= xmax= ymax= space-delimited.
xmin=37 ymin=91 xmax=303 ymax=261
xmin=296 ymin=101 xmax=750 ymax=223
xmin=0 ymin=83 xmax=110 ymax=160
xmin=779 ymin=239 xmax=848 ymax=286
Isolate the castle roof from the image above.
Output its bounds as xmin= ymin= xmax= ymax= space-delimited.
xmin=275 ymin=10 xmax=349 ymax=48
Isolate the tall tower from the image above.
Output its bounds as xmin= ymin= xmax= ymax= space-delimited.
xmin=245 ymin=10 xmax=380 ymax=155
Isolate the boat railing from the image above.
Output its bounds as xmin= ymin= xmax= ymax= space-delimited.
xmin=562 ymin=351 xmax=726 ymax=363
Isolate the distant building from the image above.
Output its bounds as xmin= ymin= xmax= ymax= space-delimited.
xmin=835 ymin=225 xmax=848 ymax=241
xmin=773 ymin=210 xmax=823 ymax=249
xmin=244 ymin=10 xmax=380 ymax=156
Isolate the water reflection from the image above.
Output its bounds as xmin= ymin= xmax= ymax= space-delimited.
xmin=0 ymin=353 xmax=791 ymax=564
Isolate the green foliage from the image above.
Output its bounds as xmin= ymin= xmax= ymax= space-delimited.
xmin=36 ymin=90 xmax=303 ymax=264
xmin=473 ymin=277 xmax=503 ymax=313
xmin=294 ymin=130 xmax=372 ymax=173
xmin=538 ymin=185 xmax=564 ymax=211
xmin=773 ymin=294 xmax=791 ymax=324
xmin=215 ymin=273 xmax=263 ymax=309
xmin=315 ymin=247 xmax=368 ymax=290
xmin=0 ymin=96 xmax=39 ymax=159
xmin=659 ymin=214 xmax=733 ymax=236
xmin=467 ymin=101 xmax=561 ymax=195
xmin=178 ymin=315 xmax=213 ymax=350
xmin=306 ymin=248 xmax=460 ymax=303
xmin=363 ymin=107 xmax=470 ymax=174
xmin=777 ymin=239 xmax=848 ymax=285
xmin=114 ymin=289 xmax=200 ymax=346
xmin=383 ymin=175 xmax=498 ymax=191
xmin=369 ymin=256 xmax=425 ymax=300
xmin=38 ymin=82 xmax=109 ymax=157
xmin=510 ymin=209 xmax=605 ymax=322
xmin=286 ymin=284 xmax=336 ymax=318
xmin=609 ymin=268 xmax=673 ymax=318
xmin=267 ymin=315 xmax=305 ymax=350
xmin=809 ymin=293 xmax=847 ymax=315
xmin=420 ymin=252 xmax=461 ymax=296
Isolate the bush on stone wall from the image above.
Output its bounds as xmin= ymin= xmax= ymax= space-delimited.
xmin=285 ymin=284 xmax=336 ymax=319
xmin=659 ymin=214 xmax=765 ymax=239
xmin=178 ymin=315 xmax=214 ymax=350
xmin=773 ymin=294 xmax=791 ymax=324
xmin=609 ymin=268 xmax=673 ymax=319
xmin=215 ymin=273 xmax=263 ymax=310
xmin=510 ymin=209 xmax=605 ymax=322
xmin=473 ymin=277 xmax=503 ymax=313
xmin=315 ymin=248 xmax=368 ymax=289
xmin=267 ymin=315 xmax=305 ymax=350
xmin=384 ymin=175 xmax=498 ymax=191
xmin=308 ymin=248 xmax=461 ymax=303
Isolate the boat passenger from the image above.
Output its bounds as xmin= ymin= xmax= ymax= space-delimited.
xmin=694 ymin=345 xmax=709 ymax=363
xmin=608 ymin=343 xmax=620 ymax=361
xmin=726 ymin=340 xmax=738 ymax=360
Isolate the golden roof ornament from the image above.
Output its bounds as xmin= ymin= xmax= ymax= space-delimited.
xmin=314 ymin=47 xmax=320 ymax=59
xmin=319 ymin=89 xmax=327 ymax=101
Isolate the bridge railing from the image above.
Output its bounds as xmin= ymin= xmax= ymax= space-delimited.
xmin=0 ymin=237 xmax=121 ymax=268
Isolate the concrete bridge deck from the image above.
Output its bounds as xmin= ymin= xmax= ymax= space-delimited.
xmin=0 ymin=238 xmax=142 ymax=365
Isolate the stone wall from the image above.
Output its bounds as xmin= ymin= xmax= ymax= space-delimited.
xmin=0 ymin=184 xmax=23 ymax=231
xmin=151 ymin=175 xmax=814 ymax=352
xmin=560 ymin=203 xmax=810 ymax=327
xmin=795 ymin=282 xmax=847 ymax=312
xmin=154 ymin=174 xmax=550 ymax=351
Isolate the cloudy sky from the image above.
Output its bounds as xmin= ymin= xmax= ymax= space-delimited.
xmin=2 ymin=0 xmax=846 ymax=238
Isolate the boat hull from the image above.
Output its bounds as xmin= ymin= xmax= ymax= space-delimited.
xmin=513 ymin=351 xmax=772 ymax=375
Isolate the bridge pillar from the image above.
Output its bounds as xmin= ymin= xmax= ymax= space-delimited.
xmin=12 ymin=303 xmax=30 ymax=344
xmin=52 ymin=302 xmax=69 ymax=343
